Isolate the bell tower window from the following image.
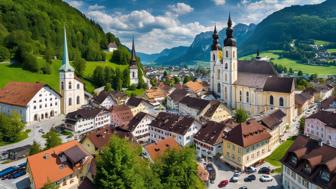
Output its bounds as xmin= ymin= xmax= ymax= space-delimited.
xmin=217 ymin=83 xmax=221 ymax=93
xmin=68 ymin=82 xmax=72 ymax=89
xmin=226 ymin=51 xmax=228 ymax=58
xmin=225 ymin=63 xmax=228 ymax=69
xmin=213 ymin=54 xmax=216 ymax=61
xmin=239 ymin=91 xmax=242 ymax=102
xmin=246 ymin=92 xmax=249 ymax=103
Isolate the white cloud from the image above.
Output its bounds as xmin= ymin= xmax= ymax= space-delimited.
xmin=212 ymin=0 xmax=226 ymax=6
xmin=168 ymin=3 xmax=193 ymax=15
xmin=88 ymin=4 xmax=105 ymax=11
xmin=66 ymin=0 xmax=83 ymax=9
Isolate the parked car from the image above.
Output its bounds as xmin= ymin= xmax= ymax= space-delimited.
xmin=206 ymin=163 xmax=216 ymax=183
xmin=38 ymin=129 xmax=43 ymax=133
xmin=244 ymin=174 xmax=256 ymax=182
xmin=260 ymin=175 xmax=273 ymax=182
xmin=258 ymin=167 xmax=271 ymax=174
xmin=10 ymin=170 xmax=26 ymax=179
xmin=217 ymin=180 xmax=229 ymax=188
xmin=230 ymin=176 xmax=239 ymax=182
xmin=245 ymin=166 xmax=257 ymax=173
xmin=0 ymin=166 xmax=17 ymax=178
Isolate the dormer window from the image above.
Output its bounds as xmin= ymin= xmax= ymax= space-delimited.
xmin=290 ymin=154 xmax=297 ymax=165
xmin=320 ymin=169 xmax=330 ymax=182
xmin=303 ymin=163 xmax=311 ymax=174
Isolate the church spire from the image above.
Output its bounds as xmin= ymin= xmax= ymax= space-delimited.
xmin=130 ymin=36 xmax=137 ymax=66
xmin=59 ymin=26 xmax=74 ymax=72
xmin=224 ymin=13 xmax=236 ymax=47
xmin=211 ymin=25 xmax=220 ymax=50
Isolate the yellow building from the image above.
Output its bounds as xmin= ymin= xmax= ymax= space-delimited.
xmin=209 ymin=16 xmax=295 ymax=125
xmin=126 ymin=96 xmax=152 ymax=115
xmin=223 ymin=120 xmax=271 ymax=171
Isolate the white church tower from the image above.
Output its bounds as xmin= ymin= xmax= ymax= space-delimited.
xmin=222 ymin=14 xmax=238 ymax=108
xmin=129 ymin=38 xmax=139 ymax=86
xmin=210 ymin=25 xmax=222 ymax=98
xmin=59 ymin=27 xmax=85 ymax=114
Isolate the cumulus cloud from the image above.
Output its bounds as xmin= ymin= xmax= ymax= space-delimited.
xmin=66 ymin=0 xmax=83 ymax=9
xmin=212 ymin=0 xmax=226 ymax=6
xmin=88 ymin=3 xmax=105 ymax=11
xmin=168 ymin=3 xmax=193 ymax=15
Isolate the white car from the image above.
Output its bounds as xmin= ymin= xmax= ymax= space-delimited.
xmin=260 ymin=175 xmax=273 ymax=182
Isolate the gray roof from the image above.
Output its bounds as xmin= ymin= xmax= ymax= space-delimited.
xmin=235 ymin=73 xmax=269 ymax=89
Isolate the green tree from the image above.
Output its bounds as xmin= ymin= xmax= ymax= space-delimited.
xmin=0 ymin=112 xmax=25 ymax=143
xmin=289 ymin=68 xmax=294 ymax=74
xmin=234 ymin=109 xmax=249 ymax=123
xmin=173 ymin=76 xmax=180 ymax=84
xmin=122 ymin=69 xmax=130 ymax=88
xmin=73 ymin=56 xmax=86 ymax=77
xmin=113 ymin=68 xmax=123 ymax=91
xmin=104 ymin=83 xmax=112 ymax=92
xmin=44 ymin=129 xmax=62 ymax=150
xmin=42 ymin=179 xmax=59 ymax=189
xmin=92 ymin=66 xmax=105 ymax=86
xmin=183 ymin=76 xmax=192 ymax=84
xmin=0 ymin=46 xmax=10 ymax=62
xmin=298 ymin=70 xmax=303 ymax=76
xmin=30 ymin=141 xmax=42 ymax=155
xmin=44 ymin=48 xmax=53 ymax=64
xmin=95 ymin=136 xmax=160 ymax=189
xmin=153 ymin=147 xmax=204 ymax=189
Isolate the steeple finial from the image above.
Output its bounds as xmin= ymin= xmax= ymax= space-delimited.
xmin=130 ymin=36 xmax=137 ymax=66
xmin=224 ymin=13 xmax=236 ymax=47
xmin=211 ymin=25 xmax=220 ymax=50
xmin=59 ymin=26 xmax=75 ymax=72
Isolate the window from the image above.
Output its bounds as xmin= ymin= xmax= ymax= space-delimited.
xmin=239 ymin=91 xmax=242 ymax=102
xmin=77 ymin=84 xmax=80 ymax=89
xmin=279 ymin=97 xmax=284 ymax=107
xmin=320 ymin=169 xmax=330 ymax=182
xmin=270 ymin=95 xmax=274 ymax=105
xmin=303 ymin=163 xmax=311 ymax=174
xmin=213 ymin=54 xmax=216 ymax=61
xmin=246 ymin=92 xmax=249 ymax=103
xmin=68 ymin=81 xmax=72 ymax=89
xmin=68 ymin=98 xmax=72 ymax=106
xmin=217 ymin=83 xmax=221 ymax=93
xmin=226 ymin=51 xmax=228 ymax=58
xmin=225 ymin=63 xmax=228 ymax=69
xmin=76 ymin=96 xmax=80 ymax=105
xmin=132 ymin=72 xmax=135 ymax=78
xmin=290 ymin=154 xmax=297 ymax=165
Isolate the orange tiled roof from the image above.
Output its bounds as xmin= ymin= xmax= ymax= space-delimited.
xmin=0 ymin=82 xmax=59 ymax=107
xmin=145 ymin=138 xmax=180 ymax=161
xmin=146 ymin=88 xmax=167 ymax=100
xmin=27 ymin=141 xmax=89 ymax=189
xmin=184 ymin=81 xmax=204 ymax=93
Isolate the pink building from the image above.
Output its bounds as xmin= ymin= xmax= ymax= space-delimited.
xmin=304 ymin=111 xmax=336 ymax=147
xmin=109 ymin=105 xmax=133 ymax=127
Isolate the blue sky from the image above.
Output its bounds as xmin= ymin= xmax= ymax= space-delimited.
xmin=65 ymin=0 xmax=324 ymax=53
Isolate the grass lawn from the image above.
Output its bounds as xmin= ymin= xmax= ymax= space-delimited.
xmin=327 ymin=49 xmax=336 ymax=54
xmin=0 ymin=58 xmax=128 ymax=94
xmin=266 ymin=137 xmax=295 ymax=167
xmin=240 ymin=50 xmax=336 ymax=75
xmin=314 ymin=40 xmax=330 ymax=46
xmin=125 ymin=88 xmax=145 ymax=96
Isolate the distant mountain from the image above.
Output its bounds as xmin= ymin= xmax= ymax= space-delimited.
xmin=139 ymin=24 xmax=256 ymax=66
xmin=239 ymin=0 xmax=336 ymax=55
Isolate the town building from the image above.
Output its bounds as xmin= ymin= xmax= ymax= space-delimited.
xmin=59 ymin=28 xmax=85 ymax=114
xmin=126 ymin=96 xmax=153 ymax=115
xmin=145 ymin=88 xmax=167 ymax=103
xmin=194 ymin=120 xmax=236 ymax=159
xmin=92 ymin=91 xmax=117 ymax=109
xmin=223 ymin=119 xmax=272 ymax=171
xmin=184 ymin=80 xmax=207 ymax=96
xmin=65 ymin=106 xmax=110 ymax=137
xmin=107 ymin=42 xmax=117 ymax=52
xmin=178 ymin=96 xmax=231 ymax=123
xmin=295 ymin=92 xmax=315 ymax=115
xmin=320 ymin=96 xmax=336 ymax=112
xmin=143 ymin=138 xmax=180 ymax=162
xmin=281 ymin=135 xmax=336 ymax=189
xmin=304 ymin=111 xmax=336 ymax=147
xmin=81 ymin=126 xmax=135 ymax=155
xmin=167 ymin=88 xmax=192 ymax=110
xmin=149 ymin=112 xmax=202 ymax=146
xmin=129 ymin=38 xmax=139 ymax=86
xmin=27 ymin=141 xmax=92 ymax=189
xmin=0 ymin=82 xmax=61 ymax=123
xmin=259 ymin=109 xmax=287 ymax=150
xmin=209 ymin=16 xmax=295 ymax=124
xmin=303 ymin=84 xmax=334 ymax=102
xmin=121 ymin=112 xmax=155 ymax=144
xmin=110 ymin=104 xmax=133 ymax=127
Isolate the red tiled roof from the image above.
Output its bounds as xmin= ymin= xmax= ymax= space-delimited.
xmin=145 ymin=138 xmax=180 ymax=161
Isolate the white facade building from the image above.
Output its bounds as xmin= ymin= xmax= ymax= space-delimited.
xmin=0 ymin=82 xmax=61 ymax=123
xmin=59 ymin=28 xmax=85 ymax=114
xmin=123 ymin=112 xmax=155 ymax=143
xmin=149 ymin=112 xmax=201 ymax=146
xmin=65 ymin=107 xmax=110 ymax=136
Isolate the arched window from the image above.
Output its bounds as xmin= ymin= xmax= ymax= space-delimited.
xmin=213 ymin=54 xmax=216 ymax=61
xmin=304 ymin=163 xmax=311 ymax=174
xmin=279 ymin=97 xmax=284 ymax=107
xmin=68 ymin=82 xmax=72 ymax=89
xmin=68 ymin=98 xmax=72 ymax=106
xmin=226 ymin=51 xmax=228 ymax=58
xmin=225 ymin=63 xmax=228 ymax=69
xmin=77 ymin=84 xmax=80 ymax=89
xmin=217 ymin=83 xmax=221 ymax=93
xmin=77 ymin=96 xmax=80 ymax=104
xmin=246 ymin=92 xmax=249 ymax=103
xmin=61 ymin=82 xmax=64 ymax=90
xmin=132 ymin=71 xmax=135 ymax=78
xmin=217 ymin=70 xmax=220 ymax=80
xmin=270 ymin=95 xmax=274 ymax=105
xmin=239 ymin=91 xmax=242 ymax=102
